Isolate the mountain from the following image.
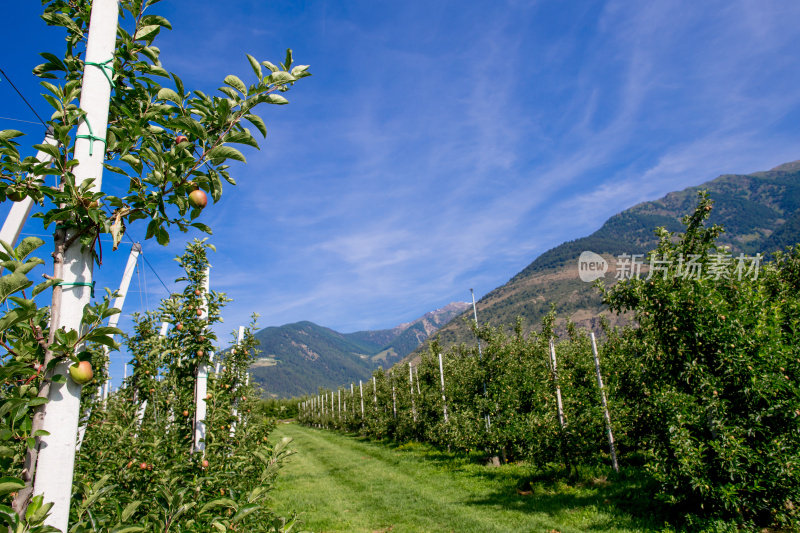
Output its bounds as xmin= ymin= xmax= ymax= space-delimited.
xmin=403 ymin=161 xmax=800 ymax=362
xmin=249 ymin=302 xmax=470 ymax=397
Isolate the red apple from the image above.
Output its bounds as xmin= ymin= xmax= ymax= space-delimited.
xmin=183 ymin=410 xmax=189 ymax=417
xmin=197 ymin=349 xmax=204 ymax=357
xmin=175 ymin=135 xmax=189 ymax=144
xmin=194 ymin=290 xmax=201 ymax=296
xmin=188 ymin=189 xmax=207 ymax=209
xmin=196 ymin=309 xmax=203 ymax=317
xmin=68 ymin=361 xmax=93 ymax=385
xmin=201 ymin=459 xmax=209 ymax=469
xmin=176 ymin=323 xmax=183 ymax=331
xmin=139 ymin=462 xmax=148 ymax=470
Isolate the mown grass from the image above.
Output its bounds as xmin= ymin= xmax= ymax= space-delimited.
xmin=269 ymin=423 xmax=669 ymax=533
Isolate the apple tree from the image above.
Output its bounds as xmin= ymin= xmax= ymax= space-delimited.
xmin=0 ymin=0 xmax=308 ymax=528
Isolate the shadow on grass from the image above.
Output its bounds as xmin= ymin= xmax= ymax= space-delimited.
xmin=367 ymin=436 xmax=668 ymax=531
xmin=461 ymin=465 xmax=668 ymax=531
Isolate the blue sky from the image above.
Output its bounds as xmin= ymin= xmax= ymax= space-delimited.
xmin=3 ymin=1 xmax=800 ymax=380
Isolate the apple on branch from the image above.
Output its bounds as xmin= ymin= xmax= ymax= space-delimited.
xmin=188 ymin=188 xmax=208 ymax=210
xmin=68 ymin=361 xmax=93 ymax=385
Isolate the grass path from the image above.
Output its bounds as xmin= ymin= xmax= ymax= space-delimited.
xmin=269 ymin=423 xmax=660 ymax=533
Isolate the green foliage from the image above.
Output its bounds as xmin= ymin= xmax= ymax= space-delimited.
xmin=300 ymin=192 xmax=800 ymax=530
xmin=601 ymin=191 xmax=800 ymax=527
xmin=71 ymin=241 xmax=297 ymax=531
xmin=0 ymin=0 xmax=308 ymax=529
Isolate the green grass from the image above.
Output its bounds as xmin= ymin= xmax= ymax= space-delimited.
xmin=269 ymin=423 xmax=666 ymax=533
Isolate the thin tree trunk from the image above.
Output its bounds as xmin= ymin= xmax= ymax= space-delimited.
xmin=12 ymin=227 xmax=66 ymax=516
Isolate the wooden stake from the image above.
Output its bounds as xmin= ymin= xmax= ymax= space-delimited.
xmin=359 ymin=380 xmax=364 ymax=419
xmin=438 ymin=353 xmax=449 ymax=423
xmin=549 ymin=338 xmax=566 ymax=429
xmin=409 ymin=363 xmax=417 ymax=422
xmin=591 ymin=332 xmax=618 ymax=471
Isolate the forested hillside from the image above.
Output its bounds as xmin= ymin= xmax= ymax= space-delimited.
xmin=405 ymin=161 xmax=800 ymax=361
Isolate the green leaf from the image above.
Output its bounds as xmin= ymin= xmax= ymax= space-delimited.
xmin=223 ymin=129 xmax=259 ymax=149
xmin=140 ymin=14 xmax=172 ymax=29
xmin=157 ymin=88 xmax=182 ymax=106
xmin=223 ymin=75 xmax=247 ymax=95
xmin=33 ymin=142 xmax=60 ymax=160
xmin=190 ymin=222 xmax=212 ymax=234
xmin=206 ymin=146 xmax=246 ymax=163
xmin=262 ymin=94 xmax=288 ymax=105
xmin=156 ymin=227 xmax=170 ymax=246
xmin=0 ymin=130 xmax=24 ymax=141
xmin=134 ymin=24 xmax=161 ymax=41
xmin=0 ymin=306 xmax=36 ymax=333
xmin=284 ymin=48 xmax=293 ymax=70
xmin=171 ymin=117 xmax=206 ymax=140
xmin=244 ymin=114 xmax=267 ymax=137
xmin=218 ymin=87 xmax=239 ymax=100
xmin=231 ymin=503 xmax=260 ymax=523
xmin=266 ymin=71 xmax=296 ymax=85
xmin=33 ymin=278 xmax=60 ymax=297
xmin=87 ymin=326 xmax=124 ymax=338
xmin=0 ymin=272 xmax=34 ymax=305
xmin=0 ymin=477 xmax=24 ymax=497
xmin=15 ymin=237 xmax=45 ymax=261
xmin=199 ymin=498 xmax=236 ymax=515
xmin=291 ymin=65 xmax=311 ymax=78
xmin=120 ymin=500 xmax=142 ymax=522
xmin=110 ymin=527 xmax=145 ymax=533
xmin=246 ymin=54 xmax=262 ymax=79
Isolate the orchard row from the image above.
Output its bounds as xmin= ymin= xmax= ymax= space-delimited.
xmin=299 ymin=195 xmax=800 ymax=531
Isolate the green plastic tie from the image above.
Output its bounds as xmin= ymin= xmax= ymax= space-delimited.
xmin=57 ymin=281 xmax=95 ymax=298
xmin=75 ymin=117 xmax=106 ymax=157
xmin=84 ymin=58 xmax=115 ymax=88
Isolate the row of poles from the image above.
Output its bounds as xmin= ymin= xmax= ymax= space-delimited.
xmin=302 ymin=333 xmax=618 ymax=473
xmin=300 ymin=350 xmax=450 ymax=425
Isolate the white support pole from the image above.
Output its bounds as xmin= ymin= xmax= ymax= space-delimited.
xmin=409 ymin=364 xmax=416 ymax=422
xmin=136 ymin=400 xmax=148 ymax=428
xmin=471 ymin=288 xmax=490 ymax=429
xmin=415 ymin=365 xmax=421 ymax=395
xmin=338 ymin=388 xmax=341 ymax=421
xmin=372 ymin=376 xmax=377 ymax=405
xmin=359 ymin=380 xmax=364 ymax=419
xmin=591 ymin=332 xmax=619 ymax=472
xmin=549 ymin=338 xmax=566 ymax=429
xmin=438 ymin=353 xmax=448 ymax=423
xmin=391 ymin=374 xmax=397 ymax=419
xmin=33 ymin=1 xmax=118 ymax=528
xmin=230 ymin=326 xmax=245 ymax=435
xmin=0 ymin=131 xmax=57 ymax=252
xmin=193 ymin=267 xmax=211 ymax=453
xmin=102 ymin=243 xmax=141 ymax=401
